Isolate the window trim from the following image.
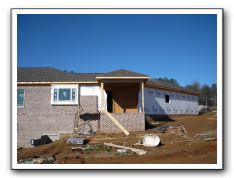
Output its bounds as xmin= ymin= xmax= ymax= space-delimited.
xmin=51 ymin=84 xmax=78 ymax=105
xmin=17 ymin=89 xmax=25 ymax=108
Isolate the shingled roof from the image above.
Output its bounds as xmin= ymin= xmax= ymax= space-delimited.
xmin=17 ymin=67 xmax=198 ymax=95
xmin=96 ymin=69 xmax=149 ymax=78
xmin=145 ymin=79 xmax=199 ymax=95
xmin=17 ymin=67 xmax=103 ymax=82
xmin=17 ymin=68 xmax=148 ymax=82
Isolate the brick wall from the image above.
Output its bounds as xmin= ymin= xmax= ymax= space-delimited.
xmin=17 ymin=85 xmax=99 ymax=148
xmin=100 ymin=112 xmax=145 ymax=133
xmin=17 ymin=85 xmax=146 ymax=148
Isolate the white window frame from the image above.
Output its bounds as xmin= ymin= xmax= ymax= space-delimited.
xmin=51 ymin=84 xmax=78 ymax=105
xmin=17 ymin=88 xmax=25 ymax=108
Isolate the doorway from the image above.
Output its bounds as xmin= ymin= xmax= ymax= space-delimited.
xmin=106 ymin=90 xmax=113 ymax=113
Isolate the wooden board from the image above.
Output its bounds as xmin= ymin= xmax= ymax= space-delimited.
xmin=104 ymin=142 xmax=146 ymax=155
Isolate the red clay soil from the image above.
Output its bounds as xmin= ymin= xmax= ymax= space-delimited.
xmin=17 ymin=112 xmax=217 ymax=164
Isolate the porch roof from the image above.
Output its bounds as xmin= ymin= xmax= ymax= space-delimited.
xmin=95 ymin=69 xmax=149 ymax=79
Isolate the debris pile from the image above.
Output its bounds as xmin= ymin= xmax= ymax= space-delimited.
xmin=194 ymin=130 xmax=217 ymax=141
xmin=67 ymin=137 xmax=85 ymax=145
xmin=153 ymin=125 xmax=187 ymax=136
xmin=31 ymin=135 xmax=53 ymax=147
xmin=18 ymin=156 xmax=56 ymax=164
xmin=116 ymin=149 xmax=128 ymax=156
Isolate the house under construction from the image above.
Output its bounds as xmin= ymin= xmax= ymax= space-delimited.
xmin=17 ymin=67 xmax=199 ymax=147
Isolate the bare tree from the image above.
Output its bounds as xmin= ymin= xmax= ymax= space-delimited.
xmin=200 ymin=84 xmax=211 ymax=107
xmin=210 ymin=83 xmax=217 ymax=106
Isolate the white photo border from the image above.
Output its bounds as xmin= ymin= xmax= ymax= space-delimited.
xmin=11 ymin=8 xmax=223 ymax=170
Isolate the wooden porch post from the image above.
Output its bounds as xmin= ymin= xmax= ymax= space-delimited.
xmin=141 ymin=82 xmax=144 ymax=113
xmin=101 ymin=82 xmax=104 ymax=112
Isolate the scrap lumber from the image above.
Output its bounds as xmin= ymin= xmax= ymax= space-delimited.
xmin=71 ymin=146 xmax=87 ymax=151
xmin=103 ymin=111 xmax=130 ymax=136
xmin=104 ymin=142 xmax=146 ymax=155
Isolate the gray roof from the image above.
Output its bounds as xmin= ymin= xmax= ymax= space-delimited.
xmin=146 ymin=79 xmax=199 ymax=95
xmin=17 ymin=67 xmax=103 ymax=82
xmin=17 ymin=67 xmax=198 ymax=95
xmin=17 ymin=68 xmax=148 ymax=82
xmin=96 ymin=69 xmax=149 ymax=78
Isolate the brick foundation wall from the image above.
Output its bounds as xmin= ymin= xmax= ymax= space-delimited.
xmin=17 ymin=86 xmax=99 ymax=148
xmin=100 ymin=112 xmax=145 ymax=133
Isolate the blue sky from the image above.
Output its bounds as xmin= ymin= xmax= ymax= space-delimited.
xmin=17 ymin=14 xmax=217 ymax=86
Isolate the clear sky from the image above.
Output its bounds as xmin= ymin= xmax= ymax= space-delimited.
xmin=17 ymin=14 xmax=217 ymax=86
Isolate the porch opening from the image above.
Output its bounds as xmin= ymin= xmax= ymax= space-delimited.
xmin=104 ymin=83 xmax=140 ymax=113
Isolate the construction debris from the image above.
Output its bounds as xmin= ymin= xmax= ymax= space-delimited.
xmin=71 ymin=146 xmax=86 ymax=151
xmin=17 ymin=112 xmax=217 ymax=164
xmin=194 ymin=130 xmax=217 ymax=141
xmin=143 ymin=134 xmax=161 ymax=147
xmin=18 ymin=156 xmax=56 ymax=164
xmin=18 ymin=158 xmax=34 ymax=164
xmin=116 ymin=149 xmax=127 ymax=154
xmin=133 ymin=140 xmax=143 ymax=146
xmin=116 ymin=149 xmax=128 ymax=156
xmin=104 ymin=142 xmax=146 ymax=155
xmin=152 ymin=125 xmax=187 ymax=136
xmin=166 ymin=125 xmax=187 ymax=136
xmin=30 ymin=135 xmax=53 ymax=147
xmin=67 ymin=137 xmax=85 ymax=145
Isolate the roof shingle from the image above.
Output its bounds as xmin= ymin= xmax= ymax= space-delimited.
xmin=96 ymin=69 xmax=149 ymax=78
xmin=17 ymin=67 xmax=198 ymax=95
xmin=17 ymin=67 xmax=101 ymax=82
xmin=145 ymin=79 xmax=199 ymax=95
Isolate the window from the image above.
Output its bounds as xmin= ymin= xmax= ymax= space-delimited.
xmin=51 ymin=85 xmax=78 ymax=105
xmin=17 ymin=89 xmax=24 ymax=107
xmin=165 ymin=94 xmax=170 ymax=103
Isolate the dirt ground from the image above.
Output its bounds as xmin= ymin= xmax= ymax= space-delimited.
xmin=17 ymin=112 xmax=217 ymax=164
